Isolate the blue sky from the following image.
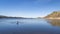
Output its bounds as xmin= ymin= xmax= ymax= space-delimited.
xmin=0 ymin=0 xmax=60 ymax=18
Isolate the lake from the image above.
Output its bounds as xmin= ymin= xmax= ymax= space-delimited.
xmin=0 ymin=18 xmax=60 ymax=34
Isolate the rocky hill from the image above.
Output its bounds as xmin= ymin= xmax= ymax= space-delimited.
xmin=45 ymin=11 xmax=60 ymax=19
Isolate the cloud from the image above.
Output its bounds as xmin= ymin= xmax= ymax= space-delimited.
xmin=37 ymin=0 xmax=51 ymax=1
xmin=34 ymin=0 xmax=51 ymax=4
xmin=24 ymin=0 xmax=52 ymax=4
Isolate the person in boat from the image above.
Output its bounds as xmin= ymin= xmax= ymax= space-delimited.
xmin=17 ymin=21 xmax=19 ymax=24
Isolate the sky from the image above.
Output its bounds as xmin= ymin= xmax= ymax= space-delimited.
xmin=0 ymin=0 xmax=60 ymax=18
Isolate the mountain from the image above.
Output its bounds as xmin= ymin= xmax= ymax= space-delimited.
xmin=0 ymin=15 xmax=7 ymax=18
xmin=45 ymin=11 xmax=60 ymax=19
xmin=0 ymin=15 xmax=35 ymax=19
xmin=0 ymin=15 xmax=24 ymax=19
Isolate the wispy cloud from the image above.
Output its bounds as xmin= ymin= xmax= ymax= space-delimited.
xmin=34 ymin=0 xmax=51 ymax=4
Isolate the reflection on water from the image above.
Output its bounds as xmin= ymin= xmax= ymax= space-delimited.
xmin=47 ymin=19 xmax=60 ymax=26
xmin=0 ymin=19 xmax=60 ymax=34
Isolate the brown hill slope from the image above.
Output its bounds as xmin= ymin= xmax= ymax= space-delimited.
xmin=45 ymin=11 xmax=60 ymax=18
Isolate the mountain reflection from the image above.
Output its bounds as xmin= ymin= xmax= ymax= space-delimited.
xmin=47 ymin=19 xmax=60 ymax=26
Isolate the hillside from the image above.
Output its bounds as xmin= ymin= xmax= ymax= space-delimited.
xmin=45 ymin=11 xmax=60 ymax=19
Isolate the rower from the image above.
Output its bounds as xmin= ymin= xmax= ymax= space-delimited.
xmin=17 ymin=21 xmax=19 ymax=24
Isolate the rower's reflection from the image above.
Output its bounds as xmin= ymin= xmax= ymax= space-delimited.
xmin=16 ymin=21 xmax=19 ymax=24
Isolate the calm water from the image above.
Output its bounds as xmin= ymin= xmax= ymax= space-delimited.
xmin=0 ymin=18 xmax=60 ymax=34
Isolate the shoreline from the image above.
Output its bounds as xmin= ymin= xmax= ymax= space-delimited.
xmin=45 ymin=18 xmax=60 ymax=20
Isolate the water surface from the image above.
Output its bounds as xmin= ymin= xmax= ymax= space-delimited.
xmin=0 ymin=18 xmax=60 ymax=34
